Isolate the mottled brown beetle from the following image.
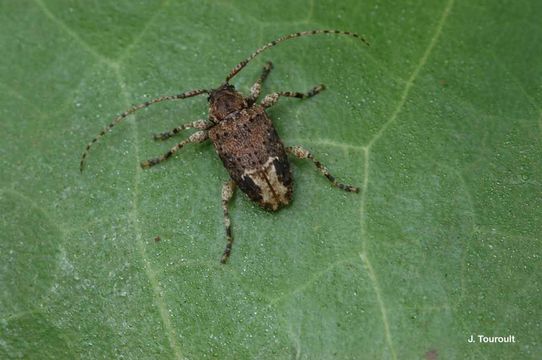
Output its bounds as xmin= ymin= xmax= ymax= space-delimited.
xmin=81 ymin=30 xmax=369 ymax=263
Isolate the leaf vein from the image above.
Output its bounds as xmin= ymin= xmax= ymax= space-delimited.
xmin=367 ymin=0 xmax=455 ymax=149
xmin=32 ymin=0 xmax=115 ymax=67
xmin=359 ymin=252 xmax=397 ymax=360
xmin=117 ymin=0 xmax=172 ymax=63
xmin=357 ymin=0 xmax=456 ymax=351
xmin=268 ymin=256 xmax=358 ymax=305
xmin=114 ymin=68 xmax=185 ymax=360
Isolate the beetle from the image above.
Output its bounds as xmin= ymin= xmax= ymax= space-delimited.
xmin=80 ymin=29 xmax=369 ymax=263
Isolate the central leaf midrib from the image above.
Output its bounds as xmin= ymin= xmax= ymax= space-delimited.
xmin=115 ymin=68 xmax=185 ymax=360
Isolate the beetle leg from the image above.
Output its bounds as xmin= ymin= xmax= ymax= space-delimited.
xmin=286 ymin=145 xmax=359 ymax=193
xmin=246 ymin=61 xmax=274 ymax=105
xmin=153 ymin=119 xmax=213 ymax=141
xmin=220 ymin=180 xmax=236 ymax=264
xmin=140 ymin=130 xmax=208 ymax=168
xmin=260 ymin=84 xmax=326 ymax=109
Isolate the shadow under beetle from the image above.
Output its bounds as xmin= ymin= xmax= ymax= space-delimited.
xmin=81 ymin=29 xmax=370 ymax=263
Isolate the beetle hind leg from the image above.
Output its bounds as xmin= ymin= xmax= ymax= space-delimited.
xmin=286 ymin=145 xmax=359 ymax=193
xmin=220 ymin=180 xmax=236 ymax=264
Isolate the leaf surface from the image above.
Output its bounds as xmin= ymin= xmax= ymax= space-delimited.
xmin=1 ymin=0 xmax=540 ymax=359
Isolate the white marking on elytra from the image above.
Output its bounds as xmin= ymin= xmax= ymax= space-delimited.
xmin=242 ymin=156 xmax=290 ymax=210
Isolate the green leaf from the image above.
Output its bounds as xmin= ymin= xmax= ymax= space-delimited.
xmin=1 ymin=0 xmax=540 ymax=359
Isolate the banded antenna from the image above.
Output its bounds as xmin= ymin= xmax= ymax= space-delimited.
xmin=225 ymin=29 xmax=370 ymax=82
xmin=80 ymin=88 xmax=208 ymax=172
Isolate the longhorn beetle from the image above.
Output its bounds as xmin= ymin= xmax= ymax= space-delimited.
xmin=80 ymin=29 xmax=369 ymax=263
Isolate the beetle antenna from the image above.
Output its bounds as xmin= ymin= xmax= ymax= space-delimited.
xmin=80 ymin=88 xmax=208 ymax=172
xmin=226 ymin=29 xmax=369 ymax=82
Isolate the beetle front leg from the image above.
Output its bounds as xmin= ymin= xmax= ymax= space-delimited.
xmin=260 ymin=84 xmax=326 ymax=109
xmin=220 ymin=180 xmax=236 ymax=264
xmin=141 ymin=130 xmax=208 ymax=168
xmin=246 ymin=61 xmax=273 ymax=105
xmin=153 ymin=119 xmax=213 ymax=141
xmin=286 ymin=145 xmax=359 ymax=193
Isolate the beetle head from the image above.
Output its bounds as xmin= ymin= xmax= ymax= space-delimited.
xmin=208 ymin=83 xmax=247 ymax=122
